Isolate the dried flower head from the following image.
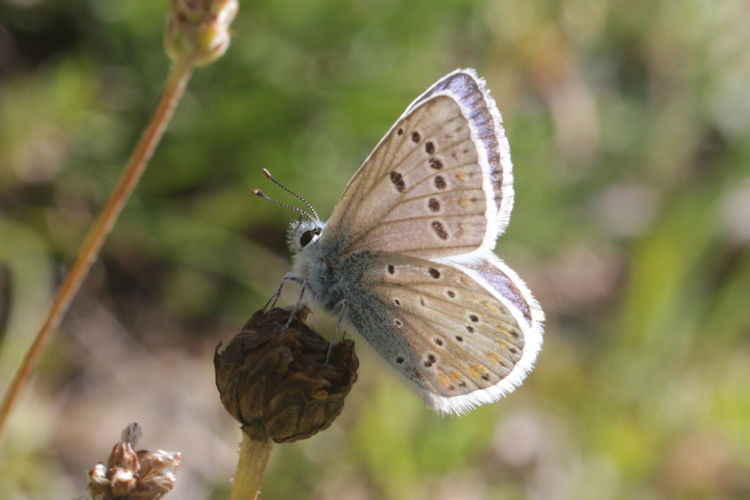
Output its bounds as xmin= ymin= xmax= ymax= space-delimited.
xmin=215 ymin=307 xmax=359 ymax=443
xmin=88 ymin=423 xmax=181 ymax=500
xmin=165 ymin=0 xmax=238 ymax=66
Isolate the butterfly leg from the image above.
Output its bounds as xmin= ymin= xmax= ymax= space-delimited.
xmin=264 ymin=272 xmax=305 ymax=311
xmin=283 ymin=277 xmax=308 ymax=330
xmin=325 ymin=300 xmax=347 ymax=364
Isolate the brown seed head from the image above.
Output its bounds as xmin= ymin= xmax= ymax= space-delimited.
xmin=214 ymin=307 xmax=359 ymax=443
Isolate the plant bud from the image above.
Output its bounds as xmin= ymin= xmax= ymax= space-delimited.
xmin=165 ymin=0 xmax=238 ymax=66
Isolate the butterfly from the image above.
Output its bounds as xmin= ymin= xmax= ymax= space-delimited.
xmin=264 ymin=69 xmax=544 ymax=414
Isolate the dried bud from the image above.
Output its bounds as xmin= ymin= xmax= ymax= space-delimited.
xmin=131 ymin=450 xmax=182 ymax=498
xmin=165 ymin=0 xmax=238 ymax=66
xmin=88 ymin=423 xmax=181 ymax=500
xmin=88 ymin=464 xmax=110 ymax=499
xmin=215 ymin=307 xmax=358 ymax=443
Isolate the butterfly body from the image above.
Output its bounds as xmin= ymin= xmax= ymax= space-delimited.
xmin=284 ymin=69 xmax=544 ymax=414
xmin=290 ymin=231 xmax=370 ymax=311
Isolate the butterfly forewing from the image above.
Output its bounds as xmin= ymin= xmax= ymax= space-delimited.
xmin=407 ymin=69 xmax=513 ymax=220
xmin=322 ymin=70 xmax=513 ymax=259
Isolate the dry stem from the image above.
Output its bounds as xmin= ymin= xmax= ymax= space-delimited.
xmin=0 ymin=58 xmax=194 ymax=443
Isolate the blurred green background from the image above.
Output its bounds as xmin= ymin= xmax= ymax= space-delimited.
xmin=2 ymin=0 xmax=750 ymax=499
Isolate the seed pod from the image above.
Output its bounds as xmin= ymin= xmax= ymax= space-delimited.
xmin=214 ymin=307 xmax=358 ymax=443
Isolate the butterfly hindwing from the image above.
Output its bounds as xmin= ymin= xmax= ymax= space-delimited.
xmin=322 ymin=69 xmax=514 ymax=259
xmin=347 ymin=251 xmax=542 ymax=414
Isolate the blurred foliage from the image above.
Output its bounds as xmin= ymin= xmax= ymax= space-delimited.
xmin=1 ymin=0 xmax=750 ymax=499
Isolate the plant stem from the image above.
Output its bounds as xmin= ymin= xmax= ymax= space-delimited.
xmin=0 ymin=58 xmax=194 ymax=443
xmin=230 ymin=434 xmax=273 ymax=500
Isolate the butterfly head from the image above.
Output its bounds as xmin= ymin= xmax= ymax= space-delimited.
xmin=287 ymin=219 xmax=323 ymax=254
xmin=253 ymin=169 xmax=325 ymax=254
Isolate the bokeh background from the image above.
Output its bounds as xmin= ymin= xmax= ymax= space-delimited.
xmin=2 ymin=0 xmax=750 ymax=498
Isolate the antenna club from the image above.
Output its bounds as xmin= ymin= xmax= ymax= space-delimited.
xmin=253 ymin=187 xmax=316 ymax=221
xmin=257 ymin=168 xmax=321 ymax=222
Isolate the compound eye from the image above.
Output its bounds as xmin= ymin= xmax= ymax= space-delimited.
xmin=298 ymin=227 xmax=321 ymax=248
xmin=299 ymin=230 xmax=315 ymax=247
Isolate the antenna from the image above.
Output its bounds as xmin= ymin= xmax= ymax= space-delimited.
xmin=253 ymin=189 xmax=316 ymax=221
xmin=262 ymin=168 xmax=320 ymax=221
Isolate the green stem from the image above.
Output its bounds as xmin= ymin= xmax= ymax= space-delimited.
xmin=230 ymin=434 xmax=273 ymax=500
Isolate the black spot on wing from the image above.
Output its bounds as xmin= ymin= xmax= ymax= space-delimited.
xmin=431 ymin=221 xmax=448 ymax=239
xmin=390 ymin=171 xmax=406 ymax=193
